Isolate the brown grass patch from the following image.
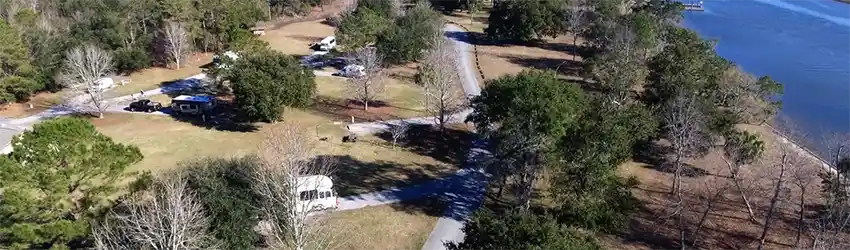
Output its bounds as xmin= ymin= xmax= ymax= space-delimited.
xmin=0 ymin=91 xmax=61 ymax=118
xmin=260 ymin=19 xmax=335 ymax=56
xmin=108 ymin=53 xmax=213 ymax=98
xmin=607 ymin=124 xmax=838 ymax=249
xmin=324 ymin=199 xmax=442 ymax=250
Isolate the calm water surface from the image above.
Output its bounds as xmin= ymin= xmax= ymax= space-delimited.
xmin=681 ymin=0 xmax=850 ymax=149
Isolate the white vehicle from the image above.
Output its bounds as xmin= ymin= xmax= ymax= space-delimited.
xmin=213 ymin=51 xmax=240 ymax=69
xmin=336 ymin=64 xmax=365 ymax=78
xmin=297 ymin=175 xmax=339 ymax=212
xmin=311 ymin=36 xmax=336 ymax=51
xmin=95 ymin=77 xmax=114 ymax=90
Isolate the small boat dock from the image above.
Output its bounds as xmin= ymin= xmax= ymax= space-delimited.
xmin=683 ymin=0 xmax=705 ymax=11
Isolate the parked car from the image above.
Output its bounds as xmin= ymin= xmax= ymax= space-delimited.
xmin=128 ymin=99 xmax=163 ymax=112
xmin=334 ymin=64 xmax=365 ymax=78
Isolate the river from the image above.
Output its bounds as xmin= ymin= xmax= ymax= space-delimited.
xmin=681 ymin=0 xmax=850 ymax=154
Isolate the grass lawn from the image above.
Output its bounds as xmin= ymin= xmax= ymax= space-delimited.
xmin=93 ymin=107 xmax=462 ymax=196
xmin=323 ymin=199 xmax=442 ymax=250
xmin=106 ymin=53 xmax=213 ymax=98
xmin=314 ymin=76 xmax=426 ymax=121
xmin=0 ymin=91 xmax=62 ymax=118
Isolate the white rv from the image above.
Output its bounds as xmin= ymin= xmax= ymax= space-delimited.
xmin=297 ymin=175 xmax=339 ymax=212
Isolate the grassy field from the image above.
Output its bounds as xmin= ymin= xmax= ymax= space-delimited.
xmin=93 ymin=108 xmax=461 ymax=196
xmin=324 ymin=199 xmax=442 ymax=250
xmin=260 ymin=19 xmax=335 ymax=56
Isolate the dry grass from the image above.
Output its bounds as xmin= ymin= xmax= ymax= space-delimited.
xmin=107 ymin=53 xmax=213 ymax=98
xmin=93 ymin=108 xmax=459 ymax=196
xmin=606 ymin=124 xmax=837 ymax=249
xmin=314 ymin=75 xmax=426 ymax=121
xmin=260 ymin=19 xmax=335 ymax=56
xmin=0 ymin=91 xmax=61 ymax=118
xmin=324 ymin=199 xmax=441 ymax=250
xmin=443 ymin=10 xmax=583 ymax=82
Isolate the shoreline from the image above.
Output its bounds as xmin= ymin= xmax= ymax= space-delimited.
xmin=836 ymin=0 xmax=849 ymax=4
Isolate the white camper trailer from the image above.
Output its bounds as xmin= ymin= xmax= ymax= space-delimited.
xmin=297 ymin=175 xmax=338 ymax=212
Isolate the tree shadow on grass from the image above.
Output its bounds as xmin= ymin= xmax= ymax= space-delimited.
xmin=375 ymin=124 xmax=474 ymax=165
xmin=388 ymin=196 xmax=446 ymax=218
xmin=168 ymin=99 xmax=259 ymax=132
xmin=499 ymin=55 xmax=583 ymax=76
xmin=318 ymin=154 xmax=451 ymax=197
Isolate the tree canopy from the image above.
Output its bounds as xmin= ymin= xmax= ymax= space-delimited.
xmin=484 ymin=0 xmax=567 ymax=43
xmin=226 ymin=50 xmax=316 ymax=122
xmin=0 ymin=117 xmax=143 ymax=250
xmin=446 ymin=209 xmax=603 ymax=250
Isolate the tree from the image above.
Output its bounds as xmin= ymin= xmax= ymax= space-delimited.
xmin=335 ymin=7 xmax=394 ymax=50
xmin=566 ymin=0 xmax=587 ymax=60
xmin=93 ymin=174 xmax=215 ymax=250
xmin=59 ymin=44 xmax=113 ymax=118
xmin=252 ymin=123 xmax=339 ymax=250
xmin=721 ymin=130 xmax=765 ymax=223
xmin=0 ymin=117 xmax=143 ymax=250
xmin=226 ymin=50 xmax=316 ymax=122
xmin=388 ymin=121 xmax=409 ymax=148
xmin=376 ymin=1 xmax=442 ymax=64
xmin=112 ymin=46 xmax=152 ymax=74
xmin=164 ymin=21 xmax=191 ymax=69
xmin=0 ymin=19 xmax=40 ymax=103
xmin=757 ymin=142 xmax=795 ymax=250
xmin=470 ymin=70 xmax=588 ymax=209
xmin=446 ymin=209 xmax=602 ymax=250
xmin=687 ymin=176 xmax=730 ymax=247
xmin=183 ymin=157 xmax=262 ymax=249
xmin=346 ymin=47 xmax=385 ymax=111
xmin=485 ymin=0 xmax=567 ymax=43
xmin=418 ymin=36 xmax=467 ymax=132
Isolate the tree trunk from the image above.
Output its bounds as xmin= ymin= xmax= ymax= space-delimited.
xmin=678 ymin=187 xmax=687 ymax=250
xmin=175 ymin=57 xmax=181 ymax=70
xmin=726 ymin=161 xmax=759 ymax=223
xmin=364 ymin=100 xmax=369 ymax=111
xmin=671 ymin=154 xmax=682 ymax=194
xmin=691 ymin=201 xmax=714 ymax=246
xmin=572 ymin=36 xmax=578 ymax=61
xmin=758 ymin=164 xmax=787 ymax=250
xmin=795 ymin=187 xmax=806 ymax=247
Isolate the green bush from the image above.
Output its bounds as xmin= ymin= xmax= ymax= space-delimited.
xmin=376 ymin=2 xmax=442 ymax=64
xmin=446 ymin=209 xmax=603 ymax=250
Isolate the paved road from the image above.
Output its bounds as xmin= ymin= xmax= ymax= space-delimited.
xmin=420 ymin=24 xmax=489 ymax=250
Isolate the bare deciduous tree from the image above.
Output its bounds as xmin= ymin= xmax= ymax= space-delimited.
xmin=388 ymin=121 xmax=409 ymax=148
xmin=757 ymin=142 xmax=795 ymax=250
xmin=253 ymin=123 xmax=339 ymax=250
xmin=59 ymin=44 xmax=112 ymax=118
xmin=662 ymin=94 xmax=710 ymax=250
xmin=688 ymin=176 xmax=730 ymax=247
xmin=164 ymin=21 xmax=191 ymax=69
xmin=721 ymin=130 xmax=764 ymax=223
xmin=420 ymin=36 xmax=467 ymax=132
xmin=567 ymin=0 xmax=586 ymax=60
xmin=93 ymin=175 xmax=214 ymax=250
xmin=346 ymin=47 xmax=385 ymax=111
xmin=663 ymin=94 xmax=709 ymax=195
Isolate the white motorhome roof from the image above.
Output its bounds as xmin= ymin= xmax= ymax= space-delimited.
xmin=172 ymin=95 xmax=213 ymax=103
xmin=320 ymin=36 xmax=335 ymax=44
xmin=297 ymin=175 xmax=333 ymax=191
